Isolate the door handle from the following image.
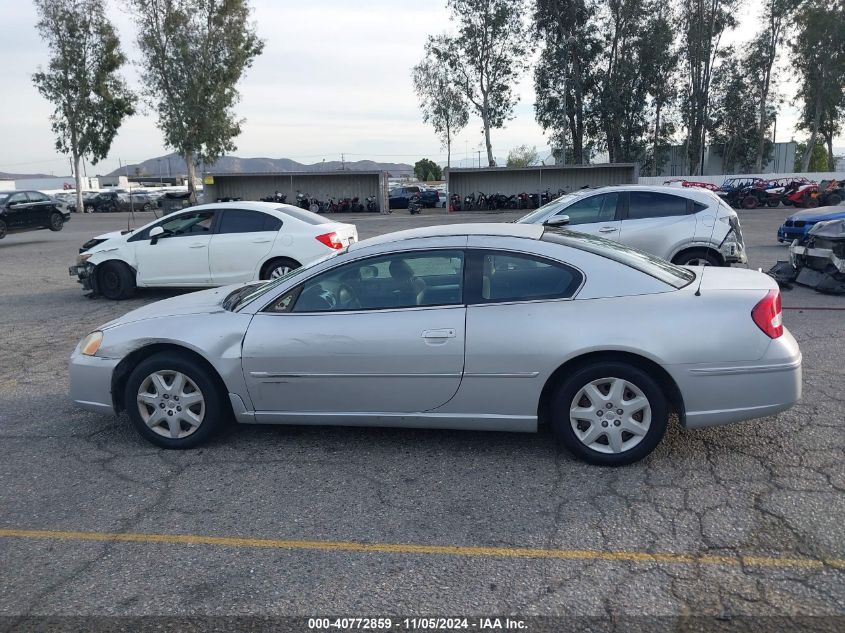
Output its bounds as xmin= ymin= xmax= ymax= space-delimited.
xmin=251 ymin=238 xmax=272 ymax=243
xmin=598 ymin=226 xmax=618 ymax=233
xmin=188 ymin=243 xmax=207 ymax=248
xmin=422 ymin=328 xmax=456 ymax=339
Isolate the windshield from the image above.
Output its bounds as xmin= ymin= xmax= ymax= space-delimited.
xmin=515 ymin=192 xmax=584 ymax=223
xmin=225 ymin=249 xmax=345 ymax=311
xmin=542 ymin=228 xmax=695 ymax=289
xmin=0 ymin=193 xmax=9 ymax=204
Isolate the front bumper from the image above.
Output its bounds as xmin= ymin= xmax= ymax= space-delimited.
xmin=778 ymin=226 xmax=809 ymax=242
xmin=69 ymin=351 xmax=121 ymax=415
xmin=720 ymin=240 xmax=747 ymax=264
xmin=668 ymin=331 xmax=802 ymax=429
xmin=69 ymin=261 xmax=96 ymax=293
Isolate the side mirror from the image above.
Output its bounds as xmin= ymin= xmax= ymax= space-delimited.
xmin=544 ymin=215 xmax=571 ymax=227
xmin=149 ymin=225 xmax=165 ymax=244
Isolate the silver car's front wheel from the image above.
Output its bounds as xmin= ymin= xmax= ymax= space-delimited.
xmin=137 ymin=370 xmax=205 ymax=439
xmin=569 ymin=377 xmax=651 ymax=454
xmin=551 ymin=362 xmax=668 ymax=466
xmin=125 ymin=352 xmax=227 ymax=449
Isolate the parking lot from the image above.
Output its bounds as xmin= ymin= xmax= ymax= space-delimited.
xmin=0 ymin=207 xmax=843 ymax=624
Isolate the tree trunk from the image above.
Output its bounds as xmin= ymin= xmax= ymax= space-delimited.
xmin=825 ymin=129 xmax=834 ymax=171
xmin=482 ymin=111 xmax=494 ymax=167
xmin=653 ymin=101 xmax=662 ymax=176
xmin=800 ymin=97 xmax=823 ymax=172
xmin=754 ymin=92 xmax=768 ymax=173
xmin=184 ymin=152 xmax=198 ymax=204
xmin=72 ymin=150 xmax=84 ymax=214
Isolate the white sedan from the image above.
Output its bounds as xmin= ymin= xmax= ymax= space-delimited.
xmin=69 ymin=202 xmax=358 ymax=299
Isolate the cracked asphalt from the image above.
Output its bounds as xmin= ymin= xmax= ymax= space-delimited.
xmin=0 ymin=205 xmax=843 ymax=625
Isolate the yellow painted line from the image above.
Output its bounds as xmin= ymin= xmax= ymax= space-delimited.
xmin=0 ymin=528 xmax=842 ymax=570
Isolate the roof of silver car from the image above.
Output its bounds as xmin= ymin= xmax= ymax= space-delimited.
xmin=349 ymin=223 xmax=544 ymax=251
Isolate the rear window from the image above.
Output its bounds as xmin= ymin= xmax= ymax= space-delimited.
xmin=279 ymin=206 xmax=332 ymax=225
xmin=542 ymin=229 xmax=695 ymax=289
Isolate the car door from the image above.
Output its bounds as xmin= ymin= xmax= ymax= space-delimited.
xmin=132 ymin=209 xmax=216 ymax=286
xmin=4 ymin=193 xmax=31 ymax=228
xmin=617 ymin=191 xmax=697 ymax=259
xmin=551 ymin=192 xmax=622 ymax=238
xmin=459 ymin=242 xmax=585 ymax=419
xmin=241 ymin=248 xmax=467 ymax=418
xmin=26 ymin=191 xmax=54 ymax=226
xmin=209 ymin=209 xmax=280 ymax=284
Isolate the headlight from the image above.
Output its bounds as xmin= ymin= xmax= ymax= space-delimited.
xmin=79 ymin=331 xmax=103 ymax=356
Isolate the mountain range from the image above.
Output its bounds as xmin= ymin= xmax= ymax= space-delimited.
xmin=104 ymin=154 xmax=415 ymax=178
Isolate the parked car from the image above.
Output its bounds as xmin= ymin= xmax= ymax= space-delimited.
xmin=777 ymin=206 xmax=845 ymax=243
xmin=389 ymin=187 xmax=439 ymax=209
xmin=68 ymin=223 xmax=801 ymax=465
xmin=69 ymin=201 xmax=358 ymax=300
xmin=0 ymin=190 xmax=70 ymax=239
xmin=516 ymin=185 xmax=746 ymax=267
xmin=84 ymin=191 xmax=155 ymax=213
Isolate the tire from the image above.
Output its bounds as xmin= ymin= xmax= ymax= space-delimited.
xmin=97 ymin=261 xmax=136 ymax=300
xmin=124 ymin=352 xmax=227 ymax=449
xmin=0 ymin=219 xmax=6 ymax=239
xmin=765 ymin=198 xmax=780 ymax=208
xmin=672 ymin=249 xmax=721 ymax=267
xmin=741 ymin=195 xmax=759 ymax=209
xmin=85 ymin=205 xmax=94 ymax=213
xmin=782 ymin=199 xmax=793 ymax=206
xmin=827 ymin=193 xmax=842 ymax=206
xmin=550 ymin=361 xmax=669 ymax=466
xmin=260 ymin=257 xmax=301 ymax=280
xmin=48 ymin=212 xmax=64 ymax=232
xmin=142 ymin=203 xmax=152 ymax=212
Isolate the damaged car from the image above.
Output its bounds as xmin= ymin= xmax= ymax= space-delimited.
xmin=769 ymin=218 xmax=845 ymax=294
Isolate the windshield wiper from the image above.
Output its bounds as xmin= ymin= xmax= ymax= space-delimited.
xmin=222 ymin=285 xmax=259 ymax=311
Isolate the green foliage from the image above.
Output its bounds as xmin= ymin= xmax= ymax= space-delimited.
xmin=32 ymin=0 xmax=134 ymax=211
xmin=506 ymin=145 xmax=539 ymax=167
xmin=793 ymin=142 xmax=829 ymax=172
xmin=414 ymin=159 xmax=442 ymax=181
xmin=791 ymin=0 xmax=845 ymax=171
xmin=533 ymin=0 xmax=599 ymax=165
xmin=413 ymin=45 xmax=469 ymax=168
xmin=708 ymin=49 xmax=773 ymax=173
xmin=130 ymin=0 xmax=264 ymax=199
xmin=431 ymin=0 xmax=528 ymax=166
xmin=678 ymin=0 xmax=738 ymax=175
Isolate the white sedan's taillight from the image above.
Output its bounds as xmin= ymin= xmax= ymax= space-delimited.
xmin=315 ymin=232 xmax=344 ymax=250
xmin=751 ymin=289 xmax=783 ymax=338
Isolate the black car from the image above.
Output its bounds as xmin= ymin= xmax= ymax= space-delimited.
xmin=85 ymin=191 xmax=155 ymax=213
xmin=389 ymin=186 xmax=440 ymax=209
xmin=0 ymin=190 xmax=70 ymax=240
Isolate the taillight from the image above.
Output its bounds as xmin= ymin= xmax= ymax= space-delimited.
xmin=316 ymin=231 xmax=344 ymax=250
xmin=751 ymin=289 xmax=783 ymax=339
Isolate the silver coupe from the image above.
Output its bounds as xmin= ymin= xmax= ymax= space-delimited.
xmin=69 ymin=224 xmax=802 ymax=465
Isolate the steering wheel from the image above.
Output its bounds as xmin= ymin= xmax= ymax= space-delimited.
xmin=336 ymin=282 xmax=361 ymax=310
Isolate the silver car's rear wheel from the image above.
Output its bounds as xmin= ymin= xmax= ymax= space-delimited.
xmin=551 ymin=361 xmax=668 ymax=466
xmin=569 ymin=377 xmax=652 ymax=454
xmin=136 ymin=370 xmax=205 ymax=439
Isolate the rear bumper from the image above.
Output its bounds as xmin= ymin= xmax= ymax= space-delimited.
xmin=668 ymin=332 xmax=802 ymax=429
xmin=69 ymin=351 xmax=120 ymax=415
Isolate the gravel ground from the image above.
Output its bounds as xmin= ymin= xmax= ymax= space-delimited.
xmin=0 ymin=206 xmax=842 ymax=627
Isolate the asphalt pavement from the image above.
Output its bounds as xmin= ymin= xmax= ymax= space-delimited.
xmin=0 ymin=206 xmax=842 ymax=628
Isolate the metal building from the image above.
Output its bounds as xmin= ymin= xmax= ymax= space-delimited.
xmin=202 ymin=171 xmax=389 ymax=212
xmin=447 ymin=164 xmax=638 ymax=203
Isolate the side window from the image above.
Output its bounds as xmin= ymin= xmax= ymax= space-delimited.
xmin=475 ymin=251 xmax=582 ymax=303
xmin=283 ymin=250 xmax=465 ymax=313
xmin=555 ymin=193 xmax=618 ymax=225
xmin=8 ymin=193 xmax=28 ymax=205
xmin=27 ymin=192 xmax=50 ymax=203
xmin=627 ymin=192 xmax=689 ymax=220
xmin=217 ymin=209 xmax=280 ymax=234
xmin=129 ymin=211 xmax=215 ymax=241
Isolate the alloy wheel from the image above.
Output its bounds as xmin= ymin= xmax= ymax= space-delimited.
xmin=270 ymin=265 xmax=292 ymax=278
xmin=50 ymin=214 xmax=63 ymax=230
xmin=136 ymin=370 xmax=205 ymax=439
xmin=569 ymin=377 xmax=652 ymax=454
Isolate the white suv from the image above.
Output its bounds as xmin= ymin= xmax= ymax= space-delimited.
xmin=516 ymin=185 xmax=746 ymax=266
xmin=70 ymin=202 xmax=358 ymax=299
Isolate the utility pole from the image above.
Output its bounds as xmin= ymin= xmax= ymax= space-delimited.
xmin=477 ymin=150 xmax=481 ymax=168
xmin=341 ymin=153 xmax=345 ymax=170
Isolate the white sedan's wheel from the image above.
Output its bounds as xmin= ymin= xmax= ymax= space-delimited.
xmin=136 ymin=370 xmax=205 ymax=439
xmin=569 ymin=377 xmax=651 ymax=454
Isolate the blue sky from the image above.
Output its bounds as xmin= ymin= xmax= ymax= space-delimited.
xmin=0 ymin=0 xmax=839 ymax=176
